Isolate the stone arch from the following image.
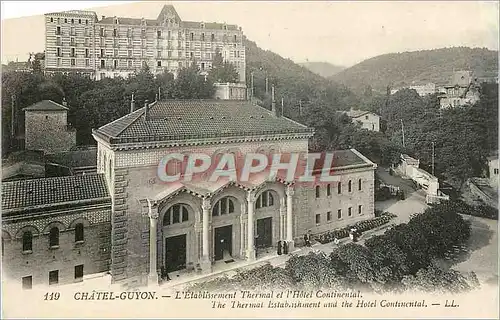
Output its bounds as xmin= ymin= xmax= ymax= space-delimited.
xmin=159 ymin=192 xmax=201 ymax=226
xmin=211 ymin=195 xmax=241 ymax=217
xmin=42 ymin=221 xmax=66 ymax=234
xmin=69 ymin=217 xmax=91 ymax=229
xmin=255 ymin=182 xmax=286 ymax=202
xmin=2 ymin=230 xmax=12 ymax=241
xmin=211 ymin=185 xmax=246 ymax=214
xmin=15 ymin=225 xmax=40 ymax=239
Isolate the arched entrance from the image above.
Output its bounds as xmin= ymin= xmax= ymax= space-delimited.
xmin=254 ymin=188 xmax=281 ymax=251
xmin=161 ymin=202 xmax=196 ymax=273
xmin=211 ymin=195 xmax=242 ymax=262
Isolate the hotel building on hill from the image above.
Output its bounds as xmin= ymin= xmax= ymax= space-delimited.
xmin=43 ymin=5 xmax=246 ymax=82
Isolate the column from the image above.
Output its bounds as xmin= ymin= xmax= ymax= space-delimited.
xmin=200 ymin=198 xmax=212 ymax=273
xmin=147 ymin=200 xmax=159 ymax=286
xmin=279 ymin=197 xmax=286 ymax=240
xmin=246 ymin=192 xmax=256 ymax=260
xmin=240 ymin=202 xmax=246 ymax=258
xmin=285 ymin=185 xmax=295 ymax=251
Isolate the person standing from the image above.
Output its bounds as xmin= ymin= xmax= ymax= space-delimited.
xmin=304 ymin=230 xmax=312 ymax=247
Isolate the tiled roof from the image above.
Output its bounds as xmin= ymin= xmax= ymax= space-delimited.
xmin=45 ymin=149 xmax=98 ymax=168
xmin=344 ymin=109 xmax=377 ymax=118
xmin=183 ymin=21 xmax=239 ymax=31
xmin=312 ymin=149 xmax=371 ymax=171
xmin=2 ymin=174 xmax=110 ymax=213
xmin=23 ymin=100 xmax=68 ymax=112
xmin=94 ymin=100 xmax=313 ymax=144
xmin=98 ymin=17 xmax=160 ymax=26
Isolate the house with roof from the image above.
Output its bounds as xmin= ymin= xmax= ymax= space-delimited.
xmin=342 ymin=109 xmax=380 ymax=132
xmin=89 ymin=97 xmax=377 ymax=288
xmin=23 ymin=99 xmax=76 ymax=154
xmin=439 ymin=71 xmax=481 ymax=109
xmin=1 ymin=174 xmax=112 ymax=289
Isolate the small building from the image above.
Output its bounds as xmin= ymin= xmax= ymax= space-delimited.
xmin=392 ymin=83 xmax=437 ymax=96
xmin=487 ymin=152 xmax=498 ymax=190
xmin=23 ymin=100 xmax=76 ymax=154
xmin=439 ymin=71 xmax=481 ymax=109
xmin=213 ymin=82 xmax=247 ymax=100
xmin=343 ymin=109 xmax=380 ymax=132
xmin=1 ymin=174 xmax=112 ymax=289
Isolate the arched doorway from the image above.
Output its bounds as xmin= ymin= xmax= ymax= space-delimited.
xmin=254 ymin=189 xmax=280 ymax=250
xmin=161 ymin=202 xmax=195 ymax=273
xmin=211 ymin=195 xmax=241 ymax=262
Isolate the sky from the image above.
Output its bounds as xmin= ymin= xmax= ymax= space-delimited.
xmin=1 ymin=1 xmax=499 ymax=67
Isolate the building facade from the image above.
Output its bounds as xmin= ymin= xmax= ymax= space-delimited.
xmin=23 ymin=100 xmax=77 ymax=154
xmin=391 ymin=83 xmax=437 ymax=96
xmin=44 ymin=5 xmax=246 ymax=82
xmin=343 ymin=109 xmax=380 ymax=132
xmin=214 ymin=82 xmax=247 ymax=100
xmin=1 ymin=174 xmax=112 ymax=289
xmin=91 ymin=99 xmax=376 ymax=287
xmin=439 ymin=71 xmax=481 ymax=109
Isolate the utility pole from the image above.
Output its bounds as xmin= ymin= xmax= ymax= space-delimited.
xmin=299 ymin=100 xmax=302 ymax=116
xmin=158 ymin=87 xmax=161 ymax=101
xmin=251 ymin=71 xmax=254 ymax=100
xmin=281 ymin=97 xmax=284 ymax=117
xmin=11 ymin=94 xmax=15 ymax=139
xmin=401 ymin=119 xmax=405 ymax=148
xmin=431 ymin=141 xmax=435 ymax=176
xmin=265 ymin=75 xmax=269 ymax=95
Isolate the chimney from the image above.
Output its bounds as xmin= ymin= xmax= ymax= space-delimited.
xmin=271 ymin=86 xmax=279 ymax=117
xmin=130 ymin=94 xmax=135 ymax=113
xmin=62 ymin=97 xmax=68 ymax=107
xmin=144 ymin=100 xmax=150 ymax=121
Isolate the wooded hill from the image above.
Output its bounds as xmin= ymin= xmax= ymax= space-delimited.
xmin=330 ymin=47 xmax=498 ymax=92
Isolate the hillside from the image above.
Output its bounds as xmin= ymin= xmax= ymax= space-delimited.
xmin=330 ymin=47 xmax=498 ymax=92
xmin=298 ymin=61 xmax=345 ymax=78
xmin=244 ymin=37 xmax=358 ymax=117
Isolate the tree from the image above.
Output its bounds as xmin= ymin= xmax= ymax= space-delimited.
xmin=172 ymin=62 xmax=214 ymax=99
xmin=208 ymin=48 xmax=239 ymax=83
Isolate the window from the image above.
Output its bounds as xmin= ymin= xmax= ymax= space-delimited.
xmin=113 ymin=29 xmax=117 ymax=37
xmin=22 ymin=276 xmax=32 ymax=290
xmin=57 ymin=47 xmax=61 ymax=57
xmin=358 ymin=205 xmax=362 ymax=215
xmin=157 ymin=61 xmax=161 ymax=67
xmin=348 ymin=180 xmax=352 ymax=192
xmin=157 ymin=50 xmax=162 ymax=58
xmin=163 ymin=204 xmax=189 ymax=226
xmin=56 ymin=26 xmax=61 ymax=35
xmin=49 ymin=227 xmax=59 ymax=247
xmin=71 ymin=59 xmax=75 ymax=66
xmin=50 ymin=17 xmax=53 ymax=23
xmin=71 ymin=27 xmax=75 ymax=36
xmin=327 ymin=184 xmax=331 ymax=196
xmin=494 ymin=169 xmax=499 ymax=175
xmin=113 ymin=60 xmax=118 ymax=69
xmin=157 ymin=30 xmax=161 ymax=38
xmin=234 ymin=34 xmax=237 ymax=42
xmin=100 ymin=49 xmax=105 ymax=57
xmin=49 ymin=270 xmax=59 ymax=286
xmin=64 ymin=18 xmax=67 ymax=23
xmin=85 ymin=59 xmax=89 ymax=67
xmin=201 ymin=62 xmax=205 ymax=70
xmin=201 ymin=33 xmax=205 ymax=41
xmin=22 ymin=231 xmax=32 ymax=252
xmin=315 ymin=214 xmax=321 ymax=224
xmin=100 ymin=28 xmax=104 ymax=37
xmin=71 ymin=19 xmax=74 ymax=24
xmin=365 ymin=115 xmax=369 ymax=120
xmin=71 ymin=48 xmax=75 ymax=57
xmin=100 ymin=60 xmax=105 ymax=68
xmin=70 ymin=37 xmax=75 ymax=46
xmin=315 ymin=186 xmax=320 ymax=198
xmin=86 ymin=20 xmax=88 ymax=25
xmin=348 ymin=207 xmax=352 ymax=217
xmin=211 ymin=33 xmax=215 ymax=41
xmin=190 ymin=32 xmax=194 ymax=41
xmin=75 ymin=223 xmax=84 ymax=242
xmin=255 ymin=191 xmax=274 ymax=209
xmin=358 ymin=179 xmax=362 ymax=191
xmin=167 ymin=51 xmax=172 ymax=58
xmin=337 ymin=182 xmax=342 ymax=194
xmin=78 ymin=19 xmax=81 ymax=24
xmin=337 ymin=209 xmax=342 ymax=219
xmin=327 ymin=211 xmax=332 ymax=221
xmin=74 ymin=265 xmax=84 ymax=281
xmin=212 ymin=197 xmax=235 ymax=216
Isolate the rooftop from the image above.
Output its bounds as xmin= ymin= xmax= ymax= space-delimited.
xmin=23 ymin=100 xmax=68 ymax=112
xmin=2 ymin=174 xmax=110 ymax=214
xmin=93 ymin=100 xmax=313 ymax=145
xmin=341 ymin=109 xmax=379 ymax=119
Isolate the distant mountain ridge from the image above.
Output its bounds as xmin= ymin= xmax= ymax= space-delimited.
xmin=298 ymin=62 xmax=345 ymax=78
xmin=330 ymin=47 xmax=498 ymax=92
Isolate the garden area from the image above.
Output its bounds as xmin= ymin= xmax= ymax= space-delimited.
xmin=187 ymin=201 xmax=481 ymax=294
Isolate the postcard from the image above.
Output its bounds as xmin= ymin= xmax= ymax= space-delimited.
xmin=1 ymin=1 xmax=498 ymax=318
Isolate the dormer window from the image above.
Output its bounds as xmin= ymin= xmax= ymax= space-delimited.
xmin=223 ymin=25 xmax=227 ymax=30
xmin=115 ymin=18 xmax=119 ymax=24
xmin=201 ymin=22 xmax=205 ymax=29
